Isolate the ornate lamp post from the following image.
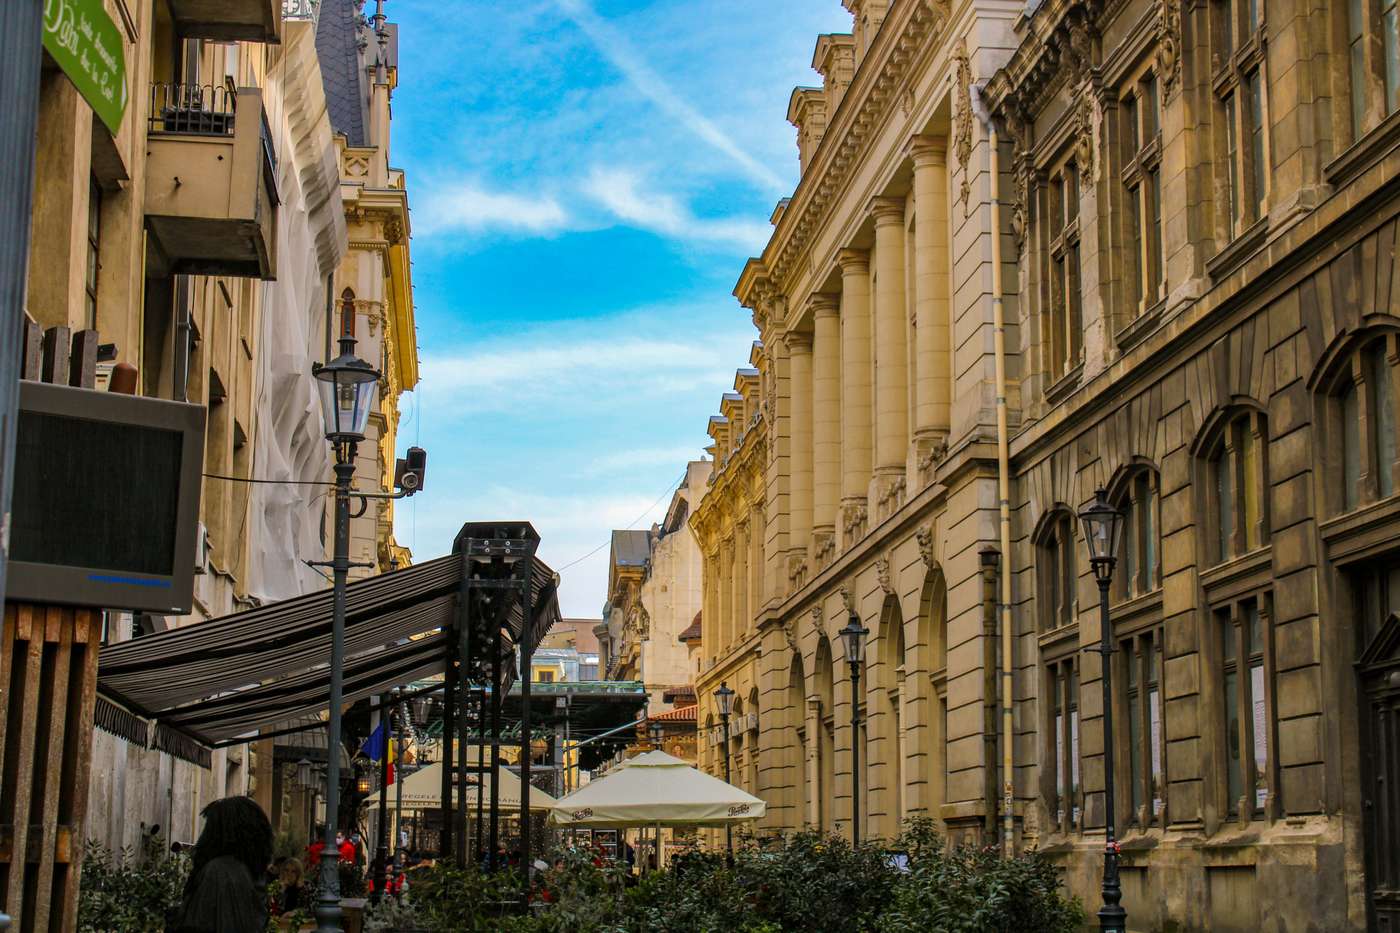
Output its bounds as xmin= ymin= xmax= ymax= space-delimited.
xmin=839 ymin=613 xmax=868 ymax=844
xmin=311 ymin=332 xmax=379 ymax=933
xmin=714 ymin=682 xmax=735 ymax=864
xmin=1079 ymin=488 xmax=1126 ymax=933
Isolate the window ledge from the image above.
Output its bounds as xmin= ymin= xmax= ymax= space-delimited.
xmin=1038 ymin=619 xmax=1081 ymax=650
xmin=1044 ymin=363 xmax=1084 ymax=407
xmin=1325 ymin=108 xmax=1400 ymax=191
xmin=1114 ymin=298 xmax=1168 ymax=354
xmin=1199 ymin=546 xmax=1272 ymax=602
xmin=1205 ymin=217 xmax=1269 ymax=282
xmin=1319 ymin=494 xmax=1400 ymax=565
xmin=1109 ymin=588 xmax=1163 ymax=627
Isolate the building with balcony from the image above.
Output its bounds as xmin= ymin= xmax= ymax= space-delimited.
xmin=21 ymin=0 xmax=360 ymax=854
xmin=691 ymin=0 xmax=1400 ymax=927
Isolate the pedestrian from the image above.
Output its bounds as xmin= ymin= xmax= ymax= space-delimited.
xmin=276 ymin=858 xmax=307 ymax=913
xmin=336 ymin=830 xmax=356 ymax=864
xmin=165 ymin=796 xmax=272 ymax=933
xmin=305 ymin=826 xmax=327 ymax=867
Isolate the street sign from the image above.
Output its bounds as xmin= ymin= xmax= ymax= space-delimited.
xmin=42 ymin=0 xmax=128 ymax=135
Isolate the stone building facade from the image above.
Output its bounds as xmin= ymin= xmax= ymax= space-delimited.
xmin=693 ymin=0 xmax=1400 ymax=928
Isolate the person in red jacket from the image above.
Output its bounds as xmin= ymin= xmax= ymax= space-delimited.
xmin=336 ymin=831 xmax=356 ymax=864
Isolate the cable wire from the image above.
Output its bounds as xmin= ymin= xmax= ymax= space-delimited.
xmin=553 ymin=472 xmax=685 ymax=573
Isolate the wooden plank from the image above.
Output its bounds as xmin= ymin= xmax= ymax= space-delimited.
xmin=20 ymin=319 xmax=41 ymax=381
xmin=68 ymin=330 xmax=98 ymax=389
xmin=59 ymin=610 xmax=101 ymax=933
xmin=39 ymin=326 xmax=70 ymax=386
xmin=0 ymin=607 xmax=14 ymax=836
xmin=30 ymin=608 xmax=73 ymax=933
xmin=4 ymin=607 xmax=43 ymax=916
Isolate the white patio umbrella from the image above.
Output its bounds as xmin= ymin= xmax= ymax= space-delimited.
xmin=364 ymin=760 xmax=558 ymax=810
xmin=548 ymin=750 xmax=765 ymax=827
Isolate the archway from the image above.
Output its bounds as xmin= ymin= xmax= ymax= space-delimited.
xmin=917 ymin=569 xmax=948 ymax=821
xmin=815 ymin=636 xmax=835 ymax=832
xmin=789 ymin=653 xmax=808 ymax=825
xmin=876 ymin=595 xmax=905 ymax=836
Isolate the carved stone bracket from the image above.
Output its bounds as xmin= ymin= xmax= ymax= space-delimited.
xmin=783 ymin=614 xmax=799 ymax=654
xmin=839 ymin=584 xmax=856 ymax=616
xmin=1157 ymin=0 xmax=1182 ymax=101
xmin=842 ymin=501 xmax=869 ymax=548
xmin=917 ymin=523 xmax=935 ymax=570
xmin=875 ymin=554 xmax=894 ymax=596
xmin=1074 ymin=90 xmax=1097 ymax=181
xmin=813 ymin=529 xmax=837 ymax=570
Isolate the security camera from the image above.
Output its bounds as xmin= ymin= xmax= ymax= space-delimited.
xmin=394 ymin=446 xmax=427 ymax=495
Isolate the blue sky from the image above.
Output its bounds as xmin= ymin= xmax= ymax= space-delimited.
xmin=389 ymin=0 xmax=853 ymax=617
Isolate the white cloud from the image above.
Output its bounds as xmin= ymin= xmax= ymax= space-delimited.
xmin=412 ymin=180 xmax=569 ymax=236
xmin=580 ymin=445 xmax=708 ymax=478
xmin=582 ymin=167 xmax=771 ymax=249
xmin=553 ymin=0 xmax=787 ymax=193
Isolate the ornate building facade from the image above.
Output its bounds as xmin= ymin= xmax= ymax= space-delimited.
xmin=693 ymin=0 xmax=1400 ymax=927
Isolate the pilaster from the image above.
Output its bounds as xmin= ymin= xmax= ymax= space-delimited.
xmin=910 ymin=137 xmax=952 ymax=487
xmin=786 ymin=331 xmax=815 ymax=590
xmin=838 ymin=249 xmax=873 ymax=548
xmin=811 ymin=295 xmax=843 ymax=569
xmin=871 ymin=196 xmax=910 ymax=520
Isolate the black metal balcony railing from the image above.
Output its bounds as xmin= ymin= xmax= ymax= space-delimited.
xmin=148 ymin=83 xmax=236 ymax=136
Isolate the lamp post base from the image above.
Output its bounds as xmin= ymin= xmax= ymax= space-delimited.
xmin=1098 ymin=902 xmax=1126 ymax=933
xmin=315 ymin=896 xmax=343 ymax=933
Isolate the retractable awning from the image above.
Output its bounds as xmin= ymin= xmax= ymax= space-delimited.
xmin=96 ymin=524 xmax=562 ymax=758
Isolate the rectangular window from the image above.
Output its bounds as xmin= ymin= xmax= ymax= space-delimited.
xmin=1248 ymin=72 xmax=1267 ymax=223
xmin=1120 ymin=629 xmax=1167 ymax=828
xmin=1225 ymin=93 xmax=1241 ymax=233
xmin=1043 ymin=159 xmax=1083 ymax=382
xmin=85 ymin=177 xmax=101 ymax=332
xmin=1049 ymin=657 xmax=1082 ymax=832
xmin=1215 ymin=0 xmax=1267 ymax=238
xmin=1217 ymin=596 xmax=1272 ymax=819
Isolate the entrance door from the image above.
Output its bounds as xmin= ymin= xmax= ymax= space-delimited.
xmin=1359 ymin=614 xmax=1400 ymax=932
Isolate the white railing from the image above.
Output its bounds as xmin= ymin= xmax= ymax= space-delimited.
xmin=282 ymin=0 xmax=319 ymax=23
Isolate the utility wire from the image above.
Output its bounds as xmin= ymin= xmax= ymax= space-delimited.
xmin=203 ymin=471 xmax=333 ymax=487
xmin=553 ymin=472 xmax=685 ymax=573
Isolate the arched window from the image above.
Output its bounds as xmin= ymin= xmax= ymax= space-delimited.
xmin=815 ymin=636 xmax=836 ymax=833
xmin=789 ymin=655 xmax=808 ymax=825
xmin=1037 ymin=510 xmax=1078 ymax=632
xmin=1331 ymin=336 xmax=1399 ymax=514
xmin=877 ymin=596 xmax=906 ymax=831
xmin=1112 ymin=467 xmax=1161 ymax=600
xmin=1205 ymin=409 xmax=1269 ymax=564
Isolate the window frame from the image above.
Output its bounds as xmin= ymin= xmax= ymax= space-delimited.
xmin=1345 ymin=0 xmax=1400 ymax=142
xmin=1112 ymin=467 xmax=1163 ymax=602
xmin=1118 ymin=69 xmax=1166 ymax=318
xmin=1211 ymin=591 xmax=1277 ymax=822
xmin=1042 ymin=645 xmax=1083 ymax=835
xmin=1205 ymin=409 xmax=1270 ymax=565
xmin=1326 ymin=333 xmax=1400 ymax=516
xmin=1116 ymin=624 xmax=1168 ymax=831
xmin=85 ymin=176 xmax=102 ymax=332
xmin=1213 ymin=0 xmax=1270 ymax=239
xmin=1040 ymin=154 xmax=1084 ymax=385
xmin=1037 ymin=511 xmax=1079 ymax=633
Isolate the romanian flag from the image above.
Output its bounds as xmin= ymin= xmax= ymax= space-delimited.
xmin=358 ymin=724 xmax=398 ymax=784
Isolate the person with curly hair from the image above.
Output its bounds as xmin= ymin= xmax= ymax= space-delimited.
xmin=166 ymin=796 xmax=273 ymax=933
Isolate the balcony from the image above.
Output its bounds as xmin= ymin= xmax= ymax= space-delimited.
xmin=168 ymin=0 xmax=280 ymax=42
xmin=144 ymin=84 xmax=278 ymax=280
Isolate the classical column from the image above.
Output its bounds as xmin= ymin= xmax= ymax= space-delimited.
xmin=811 ymin=295 xmax=842 ymax=563
xmin=731 ymin=521 xmax=748 ymax=646
xmin=837 ymin=250 xmax=872 ymax=546
xmin=911 ymin=138 xmax=951 ymax=460
xmin=748 ymin=503 xmax=764 ymax=621
xmin=871 ymin=197 xmax=910 ymax=508
xmin=716 ymin=539 xmax=731 ymax=652
xmin=787 ymin=332 xmax=814 ymax=572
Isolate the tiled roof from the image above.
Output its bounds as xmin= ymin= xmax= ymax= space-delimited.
xmin=662 ymin=684 xmax=696 ymax=703
xmin=315 ymin=0 xmax=367 ymax=147
xmin=678 ymin=612 xmax=701 ymax=643
xmin=610 ymin=529 xmax=652 ymax=567
xmin=647 ymin=704 xmax=698 ymax=723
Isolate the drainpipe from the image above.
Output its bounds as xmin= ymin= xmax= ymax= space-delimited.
xmin=969 ymin=83 xmax=1015 ymax=858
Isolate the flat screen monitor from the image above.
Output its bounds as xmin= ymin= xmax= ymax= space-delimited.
xmin=8 ymin=380 xmax=205 ymax=613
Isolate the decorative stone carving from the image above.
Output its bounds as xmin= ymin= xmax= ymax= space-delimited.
xmin=1074 ymin=91 xmax=1096 ymax=180
xmin=842 ymin=501 xmax=868 ymax=545
xmin=839 ymin=584 xmax=856 ymax=615
xmin=875 ymin=554 xmax=894 ymax=596
xmin=783 ymin=614 xmax=798 ymax=653
xmin=813 ymin=529 xmax=836 ymax=569
xmin=1010 ymin=164 xmax=1030 ymax=252
xmin=1157 ymin=0 xmax=1182 ymax=101
xmin=953 ymin=39 xmax=974 ymax=211
xmin=917 ymin=523 xmax=935 ymax=569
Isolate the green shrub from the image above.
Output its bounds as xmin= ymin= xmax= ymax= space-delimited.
xmin=77 ymin=836 xmax=189 ymax=933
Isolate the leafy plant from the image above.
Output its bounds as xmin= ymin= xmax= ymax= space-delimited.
xmin=77 ymin=835 xmax=189 ymax=933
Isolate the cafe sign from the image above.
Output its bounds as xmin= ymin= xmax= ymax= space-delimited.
xmin=43 ymin=0 xmax=129 ymax=135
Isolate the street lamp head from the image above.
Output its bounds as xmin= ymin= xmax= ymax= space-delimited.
xmin=356 ymin=772 xmax=373 ymax=795
xmin=312 ymin=336 xmax=380 ymax=446
xmin=714 ymin=682 xmax=734 ymax=717
xmin=296 ymin=758 xmax=313 ymax=789
xmin=1079 ymin=487 xmax=1124 ymax=584
xmin=840 ymin=614 xmax=868 ymax=667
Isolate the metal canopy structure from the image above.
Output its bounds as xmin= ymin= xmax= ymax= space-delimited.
xmin=94 ymin=521 xmax=561 ymax=900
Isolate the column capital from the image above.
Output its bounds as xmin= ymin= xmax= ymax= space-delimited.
xmin=784 ymin=329 xmax=814 ymax=353
xmin=808 ymin=293 xmax=840 ymax=318
xmin=908 ymin=134 xmax=948 ymax=166
xmin=869 ymin=195 xmax=906 ymax=224
xmin=836 ymin=247 xmax=870 ymax=273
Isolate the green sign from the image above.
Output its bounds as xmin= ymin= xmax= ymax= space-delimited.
xmin=43 ymin=0 xmax=129 ymax=136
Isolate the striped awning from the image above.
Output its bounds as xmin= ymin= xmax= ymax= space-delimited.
xmin=97 ymin=534 xmax=562 ymax=753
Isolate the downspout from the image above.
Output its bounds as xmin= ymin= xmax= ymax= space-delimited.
xmin=969 ymin=83 xmax=1015 ymax=858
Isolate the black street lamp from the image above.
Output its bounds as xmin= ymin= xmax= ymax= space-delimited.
xmin=1079 ymin=487 xmax=1126 ymax=933
xmin=839 ymin=613 xmax=868 ymax=844
xmin=714 ymin=682 xmax=735 ymax=863
xmin=311 ymin=333 xmax=379 ymax=933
